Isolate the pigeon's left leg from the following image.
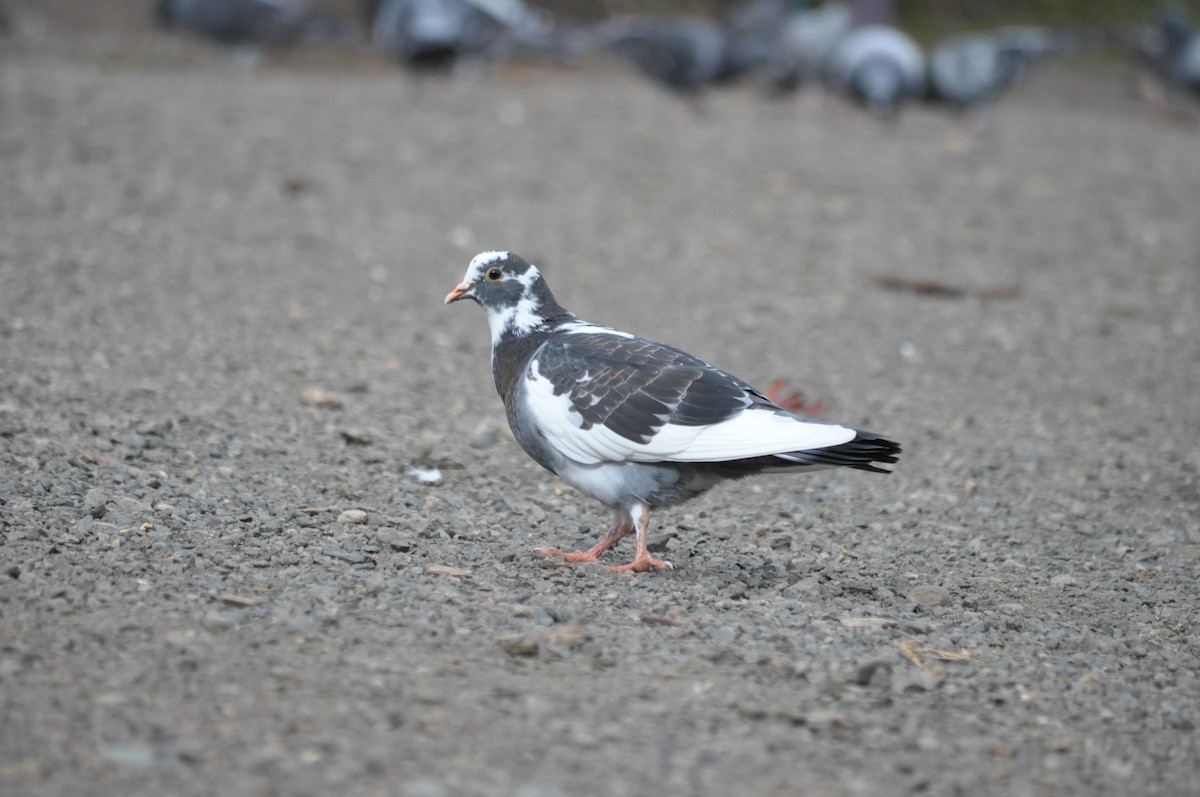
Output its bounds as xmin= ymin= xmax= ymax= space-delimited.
xmin=537 ymin=509 xmax=633 ymax=563
xmin=608 ymin=503 xmax=673 ymax=573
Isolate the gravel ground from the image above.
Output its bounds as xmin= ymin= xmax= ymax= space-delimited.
xmin=2 ymin=5 xmax=1199 ymax=796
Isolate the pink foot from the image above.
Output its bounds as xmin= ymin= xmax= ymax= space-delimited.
xmin=536 ymin=547 xmax=605 ymax=563
xmin=536 ymin=515 xmax=634 ymax=566
xmin=608 ymin=554 xmax=674 ymax=573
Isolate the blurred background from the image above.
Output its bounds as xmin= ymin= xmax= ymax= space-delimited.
xmin=3 ymin=2 xmax=1198 ymax=795
xmin=10 ymin=0 xmax=1200 ymax=32
xmin=6 ymin=0 xmax=1200 ymax=124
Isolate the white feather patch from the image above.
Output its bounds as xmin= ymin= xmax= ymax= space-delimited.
xmin=560 ymin=321 xmax=635 ymax=339
xmin=523 ymin=361 xmax=857 ymax=465
xmin=467 ymin=250 xmax=509 ymax=274
xmin=488 ymin=291 xmax=545 ymax=347
xmin=654 ymin=409 xmax=856 ymax=461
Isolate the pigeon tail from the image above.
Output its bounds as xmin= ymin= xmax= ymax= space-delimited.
xmin=772 ymin=431 xmax=901 ymax=474
xmin=694 ymin=431 xmax=901 ymax=480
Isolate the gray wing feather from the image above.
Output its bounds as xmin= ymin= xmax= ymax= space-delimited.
xmin=534 ymin=333 xmax=759 ymax=444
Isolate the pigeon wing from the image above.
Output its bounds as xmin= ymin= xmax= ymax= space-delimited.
xmin=525 ymin=331 xmax=857 ymax=465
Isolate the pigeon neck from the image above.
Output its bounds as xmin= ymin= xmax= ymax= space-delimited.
xmin=487 ymin=288 xmax=574 ymax=401
xmin=485 ymin=281 xmax=574 ymax=348
xmin=491 ymin=324 xmax=557 ymax=402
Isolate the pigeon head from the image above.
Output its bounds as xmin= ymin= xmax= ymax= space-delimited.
xmin=445 ymin=251 xmax=573 ymax=344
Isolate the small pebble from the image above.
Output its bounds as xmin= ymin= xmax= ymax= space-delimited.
xmin=299 ymin=387 xmax=345 ymax=408
xmin=424 ymin=564 xmax=472 ymax=578
xmin=99 ymin=744 xmax=155 ymax=767
xmin=340 ymin=428 xmax=374 ymax=445
xmin=907 ymin=585 xmax=953 ymax=608
xmin=323 ymin=546 xmax=365 ymax=564
xmin=497 ymin=634 xmax=539 ymax=656
xmin=407 ymin=467 xmax=443 ymax=485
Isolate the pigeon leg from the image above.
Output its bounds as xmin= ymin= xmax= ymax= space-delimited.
xmin=609 ymin=503 xmax=673 ymax=573
xmin=537 ymin=510 xmax=633 ymax=563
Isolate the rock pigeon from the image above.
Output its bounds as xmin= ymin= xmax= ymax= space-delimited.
xmin=926 ymin=32 xmax=1024 ymax=113
xmin=824 ymin=24 xmax=925 ymax=117
xmin=1135 ymin=5 xmax=1200 ymax=102
xmin=445 ymin=251 xmax=901 ymax=572
xmin=926 ymin=26 xmax=1068 ymax=114
xmin=596 ymin=15 xmax=768 ymax=97
xmin=365 ymin=0 xmax=559 ymax=72
xmin=754 ymin=1 xmax=854 ymax=93
xmin=156 ymin=0 xmax=348 ymax=47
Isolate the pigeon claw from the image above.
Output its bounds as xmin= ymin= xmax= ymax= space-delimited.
xmin=536 ymin=515 xmax=636 ymax=565
xmin=608 ymin=555 xmax=673 ymax=573
xmin=535 ymin=547 xmax=603 ymax=563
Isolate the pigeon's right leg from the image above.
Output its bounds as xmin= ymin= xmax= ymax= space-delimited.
xmin=608 ymin=503 xmax=673 ymax=573
xmin=537 ymin=509 xmax=633 ymax=563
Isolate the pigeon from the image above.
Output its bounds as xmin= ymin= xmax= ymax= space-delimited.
xmin=596 ymin=15 xmax=768 ymax=97
xmin=445 ymin=251 xmax=901 ymax=572
xmin=365 ymin=0 xmax=560 ymax=72
xmin=1135 ymin=5 xmax=1200 ymax=102
xmin=366 ymin=0 xmax=503 ymax=69
xmin=926 ymin=26 xmax=1069 ymax=114
xmin=823 ymin=24 xmax=925 ymax=117
xmin=156 ymin=0 xmax=350 ymax=47
xmin=753 ymin=1 xmax=854 ymax=93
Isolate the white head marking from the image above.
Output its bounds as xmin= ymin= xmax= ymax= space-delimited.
xmin=456 ymin=252 xmax=550 ymax=350
xmin=468 ymin=250 xmax=509 ymax=276
xmin=488 ymin=265 xmax=545 ymax=346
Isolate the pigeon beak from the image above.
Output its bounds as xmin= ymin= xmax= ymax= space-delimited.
xmin=444 ymin=281 xmax=473 ymax=305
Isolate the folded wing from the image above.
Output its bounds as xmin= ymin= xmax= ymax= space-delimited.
xmin=525 ymin=331 xmax=862 ymax=466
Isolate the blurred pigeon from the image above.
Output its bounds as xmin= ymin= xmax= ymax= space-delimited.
xmin=156 ymin=0 xmax=349 ymax=46
xmin=445 ymin=251 xmax=900 ymax=572
xmin=927 ymin=33 xmax=1011 ymax=111
xmin=824 ymin=24 xmax=925 ymax=117
xmin=762 ymin=1 xmax=853 ymax=92
xmin=597 ymin=15 xmax=768 ymax=96
xmin=927 ymin=26 xmax=1071 ymax=113
xmin=1135 ymin=5 xmax=1200 ymax=101
xmin=365 ymin=0 xmax=560 ymax=71
xmin=727 ymin=0 xmax=908 ymax=93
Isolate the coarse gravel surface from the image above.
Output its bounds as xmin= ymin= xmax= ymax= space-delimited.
xmin=2 ymin=4 xmax=1199 ymax=796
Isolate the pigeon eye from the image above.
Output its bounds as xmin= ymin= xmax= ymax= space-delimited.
xmin=485 ymin=268 xmax=504 ymax=282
